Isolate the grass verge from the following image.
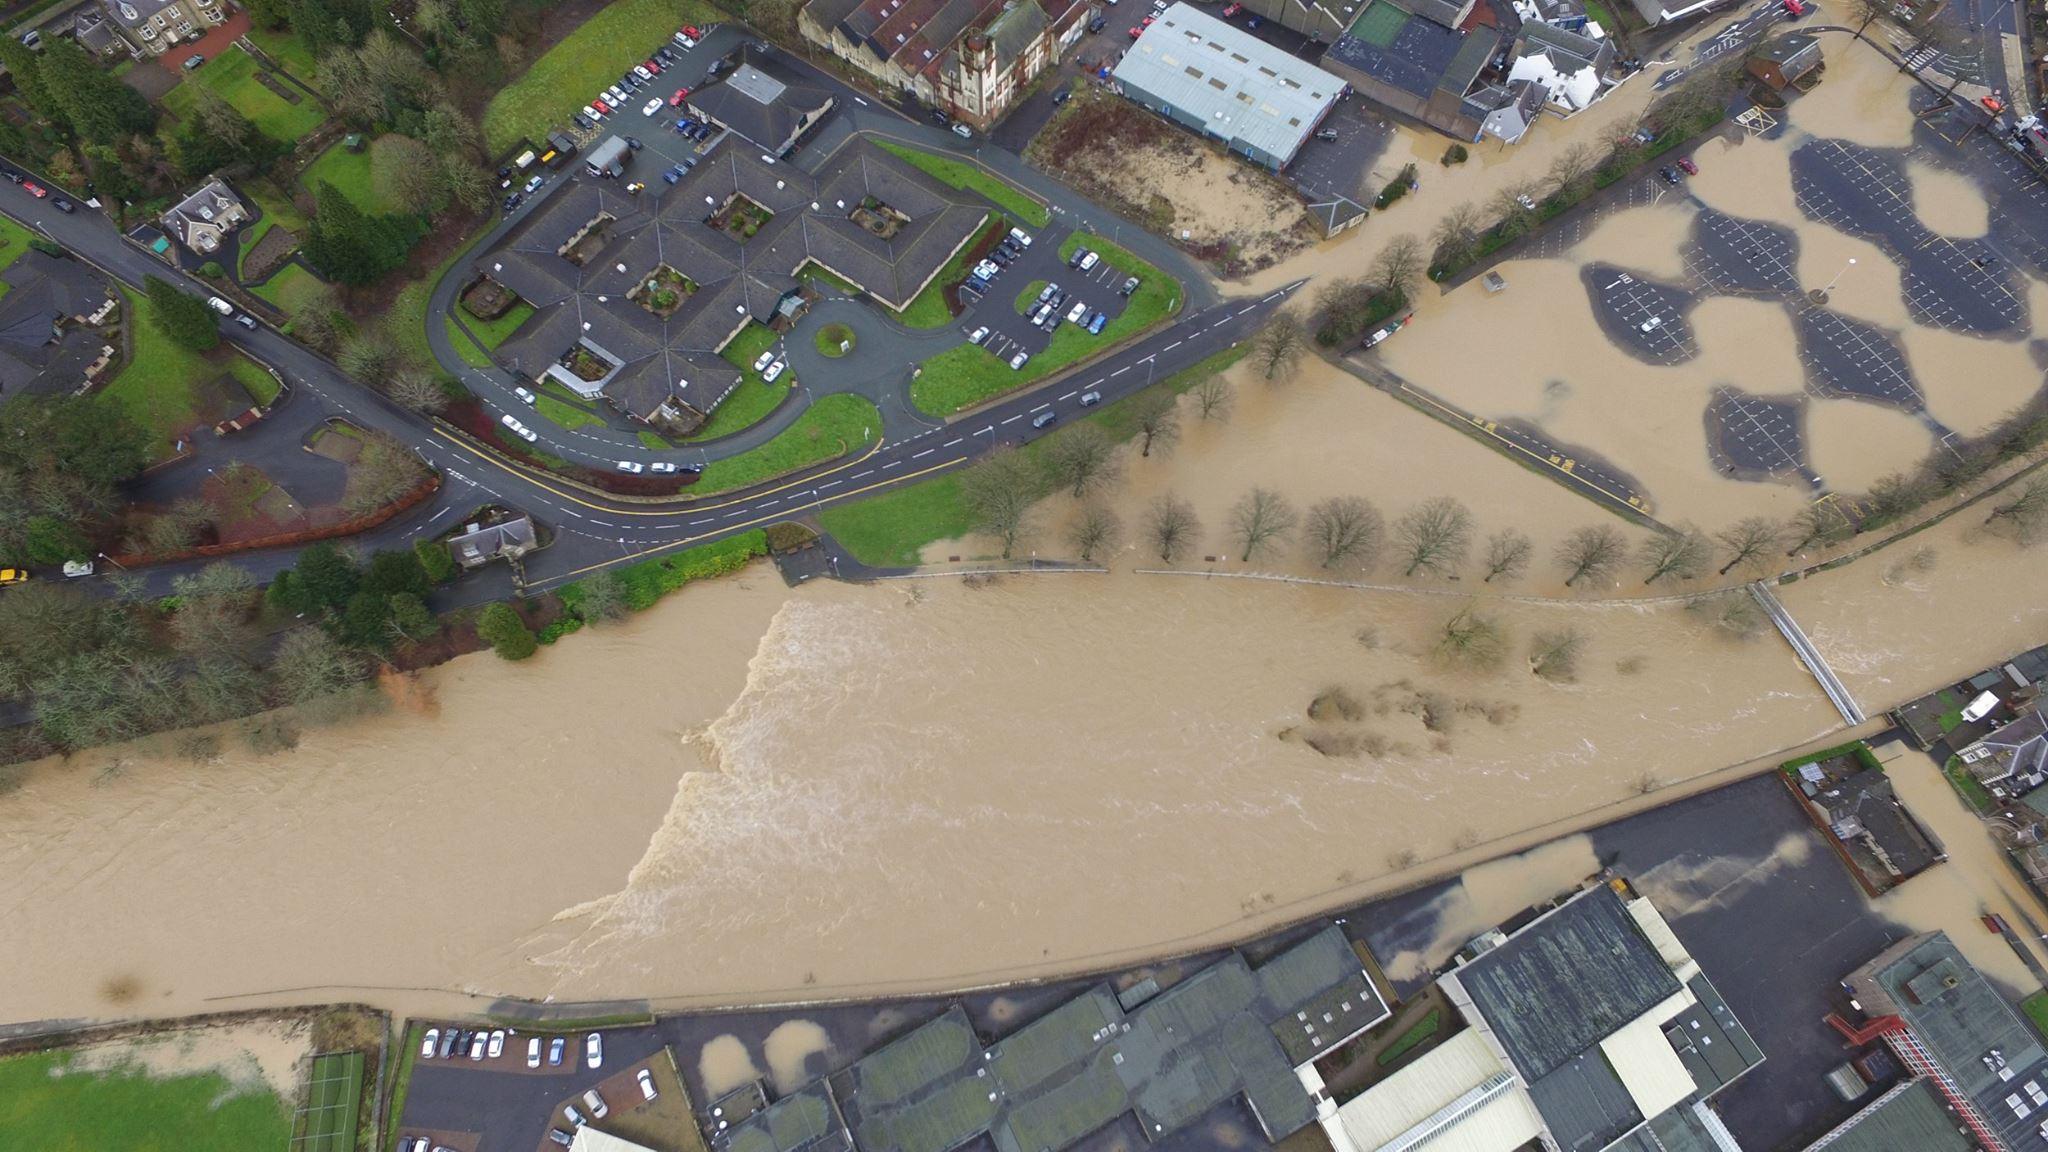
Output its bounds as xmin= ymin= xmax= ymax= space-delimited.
xmin=483 ymin=0 xmax=724 ymax=153
xmin=873 ymin=139 xmax=1049 ymax=228
xmin=0 ymin=214 xmax=35 ymax=286
xmin=697 ymin=394 xmax=878 ymax=493
xmin=0 ymin=1045 xmax=291 ymax=1149
xmin=896 ymin=214 xmax=999 ymax=329
xmin=537 ymin=394 xmax=603 ymax=430
xmin=300 ymin=136 xmax=403 ymax=214
xmin=382 ymin=1021 xmax=423 ymax=1152
xmin=696 ymin=322 xmax=786 ymax=441
xmin=1944 ymin=755 xmax=1996 ymax=813
xmin=545 ymin=532 xmax=767 ymax=642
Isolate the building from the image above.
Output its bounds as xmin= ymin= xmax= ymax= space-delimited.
xmin=474 ymin=133 xmax=988 ymax=431
xmin=1506 ymin=20 xmax=1615 ymax=114
xmin=71 ymin=8 xmax=125 ymax=57
xmin=1799 ymin=1078 xmax=1974 ymax=1152
xmin=0 ymin=250 xmax=115 ymax=399
xmin=1627 ymin=0 xmax=1734 ymax=27
xmin=1746 ymin=32 xmax=1824 ymax=92
xmin=1958 ymin=708 xmax=2048 ymax=800
xmin=98 ymin=0 xmax=226 ymax=57
xmin=572 ymin=1130 xmax=662 ymax=1152
xmin=445 ymin=512 xmax=538 ymax=569
xmin=799 ymin=0 xmax=1088 ymax=130
xmin=160 ymin=177 xmax=249 ymax=257
xmin=1112 ymin=4 xmax=1347 ymax=171
xmin=1790 ymin=756 xmax=1946 ymax=895
xmin=718 ymin=927 xmax=1388 ymax=1152
xmin=687 ymin=56 xmax=836 ymax=157
xmin=1842 ymin=932 xmax=2048 ymax=1152
xmin=1321 ymin=0 xmax=1524 ymax=142
xmin=1326 ymin=878 xmax=1764 ymax=1152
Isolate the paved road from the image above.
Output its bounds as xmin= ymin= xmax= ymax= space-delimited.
xmin=0 ymin=184 xmax=1294 ymax=599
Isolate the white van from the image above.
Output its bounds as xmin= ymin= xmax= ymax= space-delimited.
xmin=206 ymin=296 xmax=234 ymax=316
xmin=1961 ymin=691 xmax=2000 ymax=724
xmin=513 ymin=149 xmax=537 ymax=170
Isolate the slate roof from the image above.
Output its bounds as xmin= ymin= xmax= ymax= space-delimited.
xmin=689 ymin=58 xmax=835 ymax=153
xmin=1962 ymin=709 xmax=2048 ymax=785
xmin=103 ymin=0 xmax=186 ymax=31
xmin=0 ymin=250 xmax=110 ymax=396
xmin=1849 ymin=932 xmax=2048 ymax=1152
xmin=477 ymin=133 xmax=986 ymax=420
xmin=1454 ymin=883 xmax=1684 ymax=1082
xmin=1798 ymin=1078 xmax=1974 ymax=1152
xmin=1812 ymin=768 xmax=1945 ymax=880
xmin=447 ymin=515 xmax=537 ymax=566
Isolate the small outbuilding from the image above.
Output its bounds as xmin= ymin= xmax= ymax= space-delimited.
xmin=1747 ymin=32 xmax=1824 ymax=92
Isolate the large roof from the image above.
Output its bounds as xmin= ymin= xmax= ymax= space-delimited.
xmin=1325 ymin=0 xmax=1512 ymax=103
xmin=1799 ymin=1078 xmax=1974 ymax=1152
xmin=1851 ymin=932 xmax=2048 ymax=1152
xmin=1113 ymin=3 xmax=1344 ymax=165
xmin=689 ymin=57 xmax=835 ymax=153
xmin=1335 ymin=1028 xmax=1545 ymax=1152
xmin=827 ymin=926 xmax=1384 ymax=1152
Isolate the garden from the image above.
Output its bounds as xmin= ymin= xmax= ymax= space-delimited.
xmin=163 ymin=45 xmax=325 ymax=145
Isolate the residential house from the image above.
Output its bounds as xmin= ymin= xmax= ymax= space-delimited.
xmin=0 ymin=250 xmax=115 ymax=400
xmin=1957 ymin=707 xmax=2048 ymax=799
xmin=1507 ymin=19 xmax=1615 ymax=114
xmin=100 ymin=0 xmax=226 ymax=57
xmin=71 ymin=8 xmax=125 ymax=58
xmin=1747 ymin=32 xmax=1824 ymax=92
xmin=685 ymin=55 xmax=836 ymax=156
xmin=798 ymin=0 xmax=1088 ymax=130
xmin=161 ymin=177 xmax=250 ymax=257
xmin=445 ymin=512 xmax=539 ymax=569
xmin=1320 ymin=0 xmax=1524 ymax=142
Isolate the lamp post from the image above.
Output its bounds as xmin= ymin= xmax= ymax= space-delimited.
xmin=1824 ymin=257 xmax=1857 ymax=295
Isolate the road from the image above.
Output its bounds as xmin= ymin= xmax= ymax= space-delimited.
xmin=0 ymin=183 xmax=1294 ymax=600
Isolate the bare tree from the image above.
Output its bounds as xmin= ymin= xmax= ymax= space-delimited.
xmin=1688 ymin=591 xmax=1768 ymax=638
xmin=1367 ymin=234 xmax=1425 ymax=300
xmin=1192 ymin=375 xmax=1234 ymax=422
xmin=1863 ymin=470 xmax=1938 ymax=528
xmin=1435 ymin=605 xmax=1507 ymax=670
xmin=1145 ymin=494 xmax=1200 ymax=562
xmin=1785 ymin=500 xmax=1853 ymax=554
xmin=270 ymin=626 xmax=368 ymax=707
xmin=1252 ymin=310 xmax=1307 ymax=382
xmin=169 ymin=561 xmax=259 ymax=664
xmin=343 ymin=431 xmax=431 ymax=515
xmin=1492 ymin=181 xmax=1541 ymax=240
xmin=1556 ymin=524 xmax=1627 ymax=587
xmin=1430 ymin=202 xmax=1484 ymax=269
xmin=1637 ymin=524 xmax=1709 ymax=584
xmin=1045 ymin=424 xmax=1121 ymax=498
xmin=1985 ymin=477 xmax=2048 ymax=543
xmin=1545 ymin=142 xmax=1599 ymax=201
xmin=1131 ymin=391 xmax=1181 ymax=458
xmin=960 ymin=447 xmax=1041 ymax=559
xmin=389 ymin=365 xmax=446 ymax=413
xmin=1394 ymin=496 xmax=1472 ymax=578
xmin=1847 ymin=0 xmax=1887 ymax=30
xmin=1066 ymin=503 xmax=1123 ymax=563
xmin=1304 ymin=496 xmax=1383 ymax=570
xmin=1528 ymin=627 xmax=1586 ymax=682
xmin=339 ymin=332 xmax=402 ymax=385
xmin=1715 ymin=517 xmax=1783 ymax=576
xmin=1230 ymin=488 xmax=1298 ymax=562
xmin=1481 ymin=529 xmax=1533 ymax=584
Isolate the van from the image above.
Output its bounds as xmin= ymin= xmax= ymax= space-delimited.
xmin=1031 ymin=410 xmax=1056 ymax=428
xmin=1961 ymin=691 xmax=2000 ymax=724
xmin=513 ymin=149 xmax=537 ymax=170
xmin=206 ymin=296 xmax=234 ymax=316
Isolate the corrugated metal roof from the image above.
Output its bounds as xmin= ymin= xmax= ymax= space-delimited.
xmin=1335 ymin=1028 xmax=1544 ymax=1152
xmin=1111 ymin=2 xmax=1343 ymax=165
xmin=1798 ymin=1078 xmax=1974 ymax=1152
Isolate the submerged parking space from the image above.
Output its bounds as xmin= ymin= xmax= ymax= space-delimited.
xmin=1583 ymin=264 xmax=1697 ymax=364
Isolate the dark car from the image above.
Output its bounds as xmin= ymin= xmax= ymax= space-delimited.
xmin=1314 ymin=128 xmax=1338 ymax=141
xmin=1087 ymin=14 xmax=1106 ymax=30
xmin=1053 ymin=88 xmax=1072 ymax=104
xmin=1658 ymin=165 xmax=1681 ymax=185
xmin=624 ymin=136 xmax=643 ymax=150
xmin=0 ymin=168 xmax=20 ymax=184
xmin=503 ymin=192 xmax=523 ymax=211
xmin=438 ymin=1030 xmax=459 ymax=1059
xmin=51 ymin=197 xmax=73 ymax=213
xmin=572 ymin=112 xmax=595 ymax=129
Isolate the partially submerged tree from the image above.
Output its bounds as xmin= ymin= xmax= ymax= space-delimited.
xmin=1637 ymin=524 xmax=1709 ymax=584
xmin=1785 ymin=500 xmax=1853 ymax=555
xmin=1191 ymin=374 xmax=1234 ymax=422
xmin=1528 ymin=627 xmax=1586 ymax=682
xmin=1715 ymin=516 xmax=1783 ymax=576
xmin=1985 ymin=477 xmax=2048 ymax=544
xmin=1145 ymin=493 xmax=1200 ymax=563
xmin=1430 ymin=202 xmax=1484 ymax=269
xmin=1556 ymin=524 xmax=1627 ymax=587
xmin=1229 ymin=487 xmax=1298 ymax=562
xmin=960 ymin=446 xmax=1041 ymax=559
xmin=1131 ymin=390 xmax=1181 ymax=458
xmin=1367 ymin=234 xmax=1425 ymax=300
xmin=1304 ymin=496 xmax=1383 ymax=570
xmin=1252 ymin=310 xmax=1307 ymax=382
xmin=1435 ymin=605 xmax=1507 ymax=670
xmin=1066 ymin=503 xmax=1123 ymax=563
xmin=1394 ymin=496 xmax=1472 ymax=578
xmin=1481 ymin=528 xmax=1533 ymax=584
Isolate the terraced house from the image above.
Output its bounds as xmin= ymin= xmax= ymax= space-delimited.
xmin=798 ymin=0 xmax=1089 ymax=129
xmin=469 ymin=134 xmax=988 ymax=432
xmin=97 ymin=0 xmax=226 ymax=57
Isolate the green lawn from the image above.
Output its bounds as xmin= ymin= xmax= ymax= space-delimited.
xmin=1015 ymin=280 xmax=1048 ymax=314
xmin=537 ymin=394 xmax=603 ymax=430
xmin=300 ymin=137 xmax=403 ymax=214
xmin=1376 ymin=1009 xmax=1443 ymax=1067
xmin=799 ymin=261 xmax=863 ymax=296
xmin=444 ymin=315 xmax=492 ymax=368
xmin=896 ymin=214 xmax=999 ymax=329
xmin=638 ymin=428 xmax=671 ymax=451
xmin=483 ymin=0 xmax=724 ymax=153
xmin=102 ymin=286 xmax=214 ymax=455
xmin=816 ymin=322 xmax=855 ymax=356
xmin=164 ymin=45 xmax=325 ymax=144
xmin=233 ymin=355 xmax=282 ymax=406
xmin=873 ymin=139 xmax=1050 ymax=228
xmin=697 ymin=394 xmax=879 ymax=493
xmin=697 ymin=322 xmax=788 ymax=441
xmin=382 ymin=1023 xmax=423 ymax=1152
xmin=2026 ymin=991 xmax=2048 ymax=1040
xmin=1944 ymin=756 xmax=1996 ymax=813
xmin=0 ymin=214 xmax=35 ymax=289
xmin=389 ymin=233 xmax=486 ymax=367
xmin=246 ymin=26 xmax=322 ymax=88
xmin=448 ymin=300 xmax=534 ymax=366
xmin=0 ymin=1045 xmax=291 ymax=1151
xmin=911 ymin=238 xmax=1179 ymax=416
xmin=823 ymin=345 xmax=1244 ymax=565
xmin=251 ymin=261 xmax=327 ymax=315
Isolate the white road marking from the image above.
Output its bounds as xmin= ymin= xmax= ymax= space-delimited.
xmin=852 ymin=470 xmax=873 ymax=479
xmin=1058 ymin=391 xmax=1076 ymax=401
xmin=944 ymin=437 xmax=963 ymax=446
xmin=912 ymin=448 xmax=934 ymax=459
xmin=1031 ymin=403 xmax=1049 ymax=412
xmin=1001 ymin=414 xmax=1023 ymax=424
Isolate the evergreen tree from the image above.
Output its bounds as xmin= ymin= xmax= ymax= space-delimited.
xmin=143 ymin=275 xmax=220 ymax=351
xmin=0 ymin=38 xmax=58 ymax=127
xmin=38 ymin=40 xmax=154 ymax=143
xmin=476 ymin=602 xmax=536 ymax=660
xmin=303 ymin=181 xmax=414 ymax=284
xmin=292 ymin=540 xmax=361 ymax=611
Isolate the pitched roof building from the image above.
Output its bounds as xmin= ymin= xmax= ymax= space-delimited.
xmin=799 ymin=0 xmax=1089 ymax=129
xmin=475 ymin=133 xmax=989 ymax=429
xmin=687 ymin=57 xmax=837 ymax=156
xmin=1112 ymin=3 xmax=1348 ymax=171
xmin=1746 ymin=32 xmax=1824 ymax=91
xmin=161 ymin=177 xmax=250 ymax=256
xmin=1321 ymin=0 xmax=1522 ymax=142
xmin=1506 ymin=19 xmax=1615 ymax=112
xmin=99 ymin=0 xmax=226 ymax=56
xmin=0 ymin=250 xmax=114 ymax=399
xmin=1958 ymin=708 xmax=2048 ymax=797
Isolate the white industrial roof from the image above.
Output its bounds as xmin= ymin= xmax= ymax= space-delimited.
xmin=573 ymin=1129 xmax=662 ymax=1152
xmin=1334 ymin=1029 xmax=1546 ymax=1152
xmin=1625 ymin=896 xmax=1700 ymax=983
xmin=1112 ymin=2 xmax=1343 ymax=163
xmin=1598 ymin=1009 xmax=1698 ymax=1122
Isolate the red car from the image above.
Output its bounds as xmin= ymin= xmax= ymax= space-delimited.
xmin=682 ymin=25 xmax=702 ymax=38
xmin=669 ymin=86 xmax=691 ymax=106
xmin=22 ymin=181 xmax=46 ymax=199
xmin=1222 ymin=2 xmax=1242 ymax=14
xmin=593 ymin=98 xmax=612 ymax=113
xmin=1675 ymin=156 xmax=1698 ymax=175
xmin=644 ymin=58 xmax=662 ymax=74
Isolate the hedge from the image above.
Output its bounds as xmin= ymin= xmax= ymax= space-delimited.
xmin=549 ymin=531 xmax=770 ymax=635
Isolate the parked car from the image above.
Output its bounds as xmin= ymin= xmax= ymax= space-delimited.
xmin=234 ymin=313 xmax=257 ymax=330
xmin=487 ymin=1030 xmax=505 ymax=1059
xmin=1120 ymin=276 xmax=1140 ymax=297
xmin=1066 ymin=300 xmax=1088 ymax=324
xmin=591 ymin=99 xmax=611 ymax=115
xmin=616 ymin=460 xmax=645 ymax=474
xmin=639 ymin=1069 xmax=658 ymax=1101
xmin=1245 ymin=13 xmax=1260 ymax=26
xmin=1078 ymin=251 xmax=1099 ymax=272
xmin=420 ymin=1029 xmax=440 ymax=1057
xmin=1087 ymin=16 xmax=1106 ymax=31
xmin=438 ymin=1030 xmax=459 ymax=1059
xmin=181 ymin=52 xmax=205 ymax=70
xmin=527 ymin=1038 xmax=542 ymax=1068
xmin=763 ymin=360 xmax=786 ymax=382
xmin=0 ymin=568 xmax=26 ymax=586
xmin=205 ymin=296 xmax=233 ymax=316
xmin=502 ymin=193 xmax=523 ymax=212
xmin=549 ymin=1131 xmax=575 ymax=1148
xmin=573 ymin=112 xmax=595 ymax=129
xmin=650 ymin=461 xmax=678 ymax=473
xmin=1031 ymin=410 xmax=1056 ymax=428
xmin=22 ymin=181 xmax=46 ymax=198
xmin=1079 ymin=390 xmax=1102 ymax=406
xmin=586 ymin=1033 xmax=604 ymax=1069
xmin=1639 ymin=315 xmax=1664 ymax=333
xmin=563 ymin=1104 xmax=585 ymax=1128
xmin=500 ymin=414 xmax=539 ymax=442
xmin=625 ymin=135 xmax=643 ymax=150
xmin=1038 ymin=282 xmax=1058 ymax=304
xmin=1087 ymin=311 xmax=1107 ymax=334
xmin=1054 ymin=87 xmax=1073 ymax=103
xmin=642 ymin=58 xmax=662 ymax=75
xmin=549 ymin=1036 xmax=566 ymax=1066
xmin=643 ymin=96 xmax=664 ymax=116
xmin=583 ymin=1089 xmax=609 ymax=1119
xmin=1315 ymin=128 xmax=1339 ymax=141
xmin=407 ymin=1138 xmax=427 ymax=1152
xmin=1658 ymin=165 xmax=1681 ymax=185
xmin=523 ymin=175 xmax=544 ymax=193
xmin=752 ymin=349 xmax=776 ymax=371
xmin=670 ymin=87 xmax=690 ymax=106
xmin=1009 ymin=350 xmax=1030 ymax=370
xmin=514 ymin=386 xmax=536 ymax=404
xmin=683 ymin=24 xmax=703 ymax=37
xmin=968 ymin=326 xmax=989 ymax=344
xmin=468 ymin=1033 xmax=487 ymax=1060
xmin=1222 ymin=1 xmax=1241 ymax=13
xmin=952 ymin=123 xmax=972 ymax=139
xmin=61 ymin=559 xmax=93 ymax=578
xmin=1676 ymin=156 xmax=1698 ymax=175
xmin=1128 ymin=23 xmax=1145 ymax=37
xmin=1009 ymin=227 xmax=1033 ymax=248
xmin=1068 ymin=248 xmax=1089 ymax=269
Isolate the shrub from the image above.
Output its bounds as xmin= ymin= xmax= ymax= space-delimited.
xmin=476 ymin=602 xmax=537 ymax=660
xmin=198 ymin=260 xmax=225 ymax=279
xmin=1442 ymin=144 xmax=1469 ymax=166
xmin=28 ymin=237 xmax=63 ymax=257
xmin=23 ymin=514 xmax=89 ymax=564
xmin=765 ymin=521 xmax=818 ymax=553
xmin=612 ymin=531 xmax=767 ymax=612
xmin=415 ymin=538 xmax=458 ymax=584
xmin=1375 ymin=181 xmax=1409 ymax=210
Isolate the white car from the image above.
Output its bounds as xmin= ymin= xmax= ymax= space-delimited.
xmin=643 ymin=96 xmax=664 ymax=116
xmin=487 ymin=1030 xmax=505 ymax=1059
xmin=420 ymin=1029 xmax=439 ymax=1058
xmin=1009 ymin=350 xmax=1029 ymax=370
xmin=499 ymin=413 xmax=539 ymax=443
xmin=206 ymin=296 xmax=234 ymax=316
xmin=967 ymin=326 xmax=988 ymax=344
xmin=762 ymin=360 xmax=786 ymax=383
xmin=650 ymin=461 xmax=678 ymax=473
xmin=583 ymin=1089 xmax=609 ymax=1120
xmin=1639 ymin=316 xmax=1663 ymax=333
xmin=408 ymin=1139 xmax=428 ymax=1152
xmin=952 ymin=123 xmax=972 ymax=139
xmin=582 ymin=104 xmax=603 ymax=121
xmin=638 ymin=1069 xmax=658 ymax=1101
xmin=586 ymin=1033 xmax=604 ymax=1069
xmin=1078 ymin=251 xmax=1100 ymax=271
xmin=527 ymin=1037 xmax=542 ymax=1068
xmin=752 ymin=349 xmax=776 ymax=372
xmin=514 ymin=386 xmax=536 ymax=404
xmin=564 ymin=1104 xmax=585 ymax=1128
xmin=974 ymin=260 xmax=999 ymax=279
xmin=1009 ymin=227 xmax=1032 ymax=248
xmin=616 ymin=460 xmax=645 ymax=474
xmin=468 ymin=1033 xmax=487 ymax=1060
xmin=633 ymin=65 xmax=654 ymax=80
xmin=1066 ymin=301 xmax=1088 ymax=324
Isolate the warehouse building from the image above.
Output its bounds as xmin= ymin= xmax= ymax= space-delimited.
xmin=1111 ymin=3 xmax=1347 ymax=171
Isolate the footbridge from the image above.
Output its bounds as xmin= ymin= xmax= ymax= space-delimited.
xmin=1751 ymin=582 xmax=1866 ymax=726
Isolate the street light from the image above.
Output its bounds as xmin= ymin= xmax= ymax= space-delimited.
xmin=1823 ymin=257 xmax=1857 ymax=295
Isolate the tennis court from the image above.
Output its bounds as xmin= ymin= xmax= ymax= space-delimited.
xmin=289 ymin=1051 xmax=362 ymax=1152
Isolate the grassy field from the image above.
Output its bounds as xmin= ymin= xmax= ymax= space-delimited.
xmin=483 ymin=0 xmax=722 ymax=153
xmin=300 ymin=137 xmax=406 ymax=214
xmin=698 ymin=394 xmax=878 ymax=493
xmin=252 ymin=261 xmax=328 ymax=315
xmin=697 ymin=322 xmax=787 ymax=441
xmin=246 ymin=26 xmax=321 ymax=87
xmin=101 ymin=286 xmax=217 ymax=455
xmin=825 ymin=345 xmax=1244 ymax=565
xmin=896 ymin=214 xmax=998 ymax=329
xmin=447 ymin=300 xmax=534 ymax=367
xmin=537 ymin=394 xmax=603 ymax=430
xmin=165 ymin=45 xmax=325 ymax=144
xmin=0 ymin=213 xmax=35 ymax=292
xmin=0 ymin=1046 xmax=292 ymax=1151
xmin=874 ymin=140 xmax=1049 ymax=228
